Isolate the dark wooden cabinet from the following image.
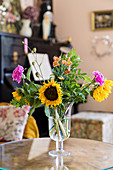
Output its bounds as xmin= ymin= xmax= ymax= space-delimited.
xmin=0 ymin=32 xmax=70 ymax=84
xmin=28 ymin=37 xmax=68 ymax=67
xmin=0 ymin=32 xmax=78 ymax=137
xmin=0 ymin=33 xmax=25 ymax=83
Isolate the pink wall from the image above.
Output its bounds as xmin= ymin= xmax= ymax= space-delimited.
xmin=53 ymin=0 xmax=113 ymax=112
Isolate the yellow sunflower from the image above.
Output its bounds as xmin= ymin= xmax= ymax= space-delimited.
xmin=93 ymin=80 xmax=113 ymax=102
xmin=12 ymin=91 xmax=22 ymax=101
xmin=38 ymin=80 xmax=62 ymax=107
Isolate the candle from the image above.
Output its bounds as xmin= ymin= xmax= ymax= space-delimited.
xmin=24 ymin=38 xmax=28 ymax=54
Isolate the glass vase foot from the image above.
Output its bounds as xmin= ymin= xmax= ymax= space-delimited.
xmin=49 ymin=149 xmax=70 ymax=157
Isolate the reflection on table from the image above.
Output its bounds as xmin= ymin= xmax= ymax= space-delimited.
xmin=1 ymin=138 xmax=113 ymax=169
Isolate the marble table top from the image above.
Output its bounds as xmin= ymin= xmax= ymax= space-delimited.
xmin=0 ymin=138 xmax=113 ymax=170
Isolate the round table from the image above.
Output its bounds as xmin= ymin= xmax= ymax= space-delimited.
xmin=0 ymin=138 xmax=113 ymax=169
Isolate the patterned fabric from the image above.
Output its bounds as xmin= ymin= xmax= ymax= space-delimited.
xmin=0 ymin=105 xmax=30 ymax=141
xmin=71 ymin=112 xmax=113 ymax=143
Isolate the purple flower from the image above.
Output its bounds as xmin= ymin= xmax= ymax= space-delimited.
xmin=22 ymin=6 xmax=39 ymax=22
xmin=12 ymin=65 xmax=24 ymax=83
xmin=93 ymin=71 xmax=105 ymax=86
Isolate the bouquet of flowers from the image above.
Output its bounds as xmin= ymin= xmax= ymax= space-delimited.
xmin=10 ymin=45 xmax=113 ymax=142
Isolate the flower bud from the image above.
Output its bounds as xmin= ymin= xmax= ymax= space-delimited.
xmin=35 ymin=72 xmax=41 ymax=77
xmin=32 ymin=62 xmax=35 ymax=66
xmin=33 ymin=48 xmax=37 ymax=53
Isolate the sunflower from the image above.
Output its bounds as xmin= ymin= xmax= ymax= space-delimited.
xmin=12 ymin=91 xmax=22 ymax=101
xmin=93 ymin=80 xmax=113 ymax=102
xmin=38 ymin=80 xmax=62 ymax=107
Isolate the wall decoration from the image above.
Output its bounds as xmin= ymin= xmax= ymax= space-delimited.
xmin=92 ymin=35 xmax=113 ymax=57
xmin=92 ymin=10 xmax=113 ymax=31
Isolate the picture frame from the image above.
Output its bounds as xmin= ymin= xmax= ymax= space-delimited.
xmin=91 ymin=10 xmax=113 ymax=31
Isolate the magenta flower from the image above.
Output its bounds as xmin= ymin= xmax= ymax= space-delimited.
xmin=93 ymin=71 xmax=105 ymax=86
xmin=12 ymin=65 xmax=24 ymax=83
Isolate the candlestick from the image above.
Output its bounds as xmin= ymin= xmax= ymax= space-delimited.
xmin=24 ymin=38 xmax=28 ymax=54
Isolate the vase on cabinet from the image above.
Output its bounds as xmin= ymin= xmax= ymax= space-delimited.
xmin=20 ymin=19 xmax=32 ymax=37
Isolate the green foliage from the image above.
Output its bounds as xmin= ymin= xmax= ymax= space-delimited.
xmin=44 ymin=106 xmax=50 ymax=118
xmin=84 ymin=76 xmax=92 ymax=82
xmin=27 ymin=66 xmax=32 ymax=81
xmin=10 ymin=48 xmax=98 ymax=118
xmin=10 ymin=64 xmax=42 ymax=115
xmin=51 ymin=48 xmax=93 ymax=106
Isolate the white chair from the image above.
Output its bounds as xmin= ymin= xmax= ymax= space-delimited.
xmin=27 ymin=53 xmax=52 ymax=81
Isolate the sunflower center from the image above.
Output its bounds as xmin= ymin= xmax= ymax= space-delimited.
xmin=44 ymin=86 xmax=58 ymax=101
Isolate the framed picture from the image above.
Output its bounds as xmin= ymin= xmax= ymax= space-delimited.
xmin=91 ymin=10 xmax=113 ymax=31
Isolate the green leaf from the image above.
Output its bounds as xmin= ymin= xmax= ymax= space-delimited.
xmin=44 ymin=106 xmax=50 ymax=118
xmin=33 ymin=99 xmax=41 ymax=108
xmin=84 ymin=76 xmax=91 ymax=82
xmin=60 ymin=103 xmax=65 ymax=113
xmin=78 ymin=69 xmax=81 ymax=75
xmin=27 ymin=66 xmax=32 ymax=81
xmin=78 ymin=75 xmax=85 ymax=79
xmin=22 ymin=74 xmax=26 ymax=79
xmin=28 ymin=107 xmax=36 ymax=117
xmin=29 ymin=82 xmax=38 ymax=93
xmin=63 ymin=91 xmax=71 ymax=97
xmin=35 ymin=84 xmax=41 ymax=89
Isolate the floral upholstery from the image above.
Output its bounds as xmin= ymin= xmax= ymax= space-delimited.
xmin=0 ymin=115 xmax=39 ymax=144
xmin=71 ymin=112 xmax=113 ymax=143
xmin=0 ymin=105 xmax=30 ymax=142
xmin=0 ymin=102 xmax=39 ymax=144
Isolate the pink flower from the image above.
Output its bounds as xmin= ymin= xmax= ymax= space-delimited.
xmin=53 ymin=56 xmax=61 ymax=62
xmin=53 ymin=61 xmax=59 ymax=67
xmin=62 ymin=60 xmax=67 ymax=65
xmin=93 ymin=71 xmax=105 ymax=86
xmin=12 ymin=65 xmax=24 ymax=83
xmin=67 ymin=60 xmax=72 ymax=66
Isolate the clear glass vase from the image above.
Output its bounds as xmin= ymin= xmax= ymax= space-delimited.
xmin=51 ymin=156 xmax=69 ymax=169
xmin=48 ymin=103 xmax=73 ymax=157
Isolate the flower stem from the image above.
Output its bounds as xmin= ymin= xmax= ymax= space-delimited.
xmin=34 ymin=55 xmax=45 ymax=82
xmin=54 ymin=108 xmax=68 ymax=140
xmin=23 ymin=42 xmax=45 ymax=82
xmin=24 ymin=76 xmax=40 ymax=90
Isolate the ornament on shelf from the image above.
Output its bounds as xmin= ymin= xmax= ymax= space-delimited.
xmin=20 ymin=6 xmax=39 ymax=37
xmin=42 ymin=14 xmax=51 ymax=40
xmin=20 ymin=19 xmax=32 ymax=37
xmin=24 ymin=38 xmax=28 ymax=54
